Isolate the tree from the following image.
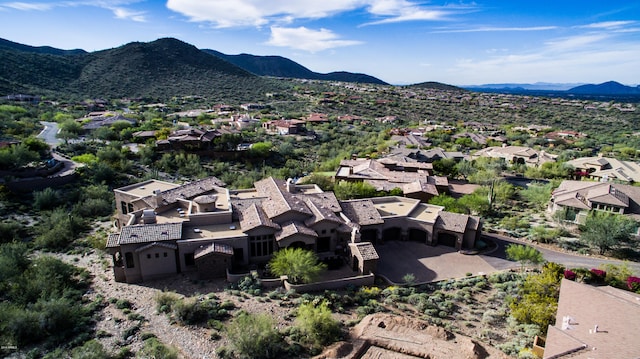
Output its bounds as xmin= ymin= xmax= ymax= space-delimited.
xmin=510 ymin=262 xmax=564 ymax=333
xmin=433 ymin=158 xmax=458 ymax=177
xmin=295 ymin=301 xmax=342 ymax=352
xmin=428 ymin=194 xmax=468 ymax=214
xmin=267 ymin=248 xmax=326 ymax=284
xmin=506 ymin=244 xmax=545 ymax=271
xmin=226 ymin=311 xmax=283 ymax=359
xmin=580 ymin=212 xmax=637 ymax=255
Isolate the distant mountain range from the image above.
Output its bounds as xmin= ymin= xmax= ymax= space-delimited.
xmin=465 ymin=81 xmax=640 ymax=96
xmin=203 ymin=49 xmax=388 ymax=85
xmin=0 ymin=37 xmax=387 ymax=100
xmin=1 ymin=36 xmax=637 ymax=101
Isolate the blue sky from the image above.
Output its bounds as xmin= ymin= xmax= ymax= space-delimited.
xmin=1 ymin=1 xmax=639 ymax=85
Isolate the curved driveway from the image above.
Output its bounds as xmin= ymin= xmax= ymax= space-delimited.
xmin=375 ymin=234 xmax=640 ymax=284
xmin=37 ymin=121 xmax=61 ymax=147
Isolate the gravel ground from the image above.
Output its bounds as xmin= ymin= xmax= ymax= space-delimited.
xmin=61 ymin=251 xmax=300 ymax=359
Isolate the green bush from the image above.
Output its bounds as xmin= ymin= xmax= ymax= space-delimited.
xmin=226 ymin=311 xmax=283 ymax=359
xmin=137 ymin=337 xmax=178 ymax=359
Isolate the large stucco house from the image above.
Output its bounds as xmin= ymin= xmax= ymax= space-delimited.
xmin=472 ymin=145 xmax=557 ymax=167
xmin=548 ymin=180 xmax=640 ymax=224
xmin=107 ymin=176 xmax=482 ymax=283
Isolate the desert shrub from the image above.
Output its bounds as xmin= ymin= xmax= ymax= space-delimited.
xmin=33 ymin=188 xmax=61 ymax=211
xmin=115 ymin=299 xmax=133 ymax=310
xmin=154 ymin=291 xmax=180 ymax=314
xmin=137 ymin=337 xmax=178 ymax=359
xmin=70 ymin=340 xmax=110 ymax=359
xmin=226 ymin=311 xmax=283 ymax=359
xmin=295 ymin=301 xmax=342 ymax=351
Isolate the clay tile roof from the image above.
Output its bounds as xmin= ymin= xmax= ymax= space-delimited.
xmin=255 ymin=177 xmax=312 ymax=218
xmin=118 ymin=223 xmax=182 ymax=245
xmin=134 ymin=241 xmax=178 ymax=253
xmin=353 ymin=242 xmax=379 ymax=260
xmin=240 ymin=203 xmax=281 ymax=232
xmin=340 ymin=199 xmax=384 ymax=226
xmin=106 ymin=233 xmax=120 ymax=248
xmin=275 ymin=221 xmax=317 ymax=241
xmin=159 ymin=177 xmax=225 ymax=204
xmin=194 ymin=242 xmax=234 ymax=259
xmin=304 ymin=198 xmax=344 ymax=227
xmin=403 ymin=179 xmax=439 ymax=196
xmin=304 ymin=192 xmax=342 ymax=212
xmin=435 ymin=211 xmax=469 ymax=233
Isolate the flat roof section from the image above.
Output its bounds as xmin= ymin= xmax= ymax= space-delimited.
xmin=370 ymin=196 xmax=420 ymax=217
xmin=409 ymin=203 xmax=443 ymax=223
xmin=116 ymin=180 xmax=179 ymax=199
xmin=181 ymin=222 xmax=246 ymax=240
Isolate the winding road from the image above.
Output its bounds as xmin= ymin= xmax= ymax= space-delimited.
xmin=37 ymin=121 xmax=61 ymax=147
xmin=480 ymin=233 xmax=640 ymax=274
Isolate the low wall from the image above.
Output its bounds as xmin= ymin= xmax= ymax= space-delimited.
xmin=226 ymin=269 xmax=285 ymax=288
xmin=284 ymin=273 xmax=375 ymax=293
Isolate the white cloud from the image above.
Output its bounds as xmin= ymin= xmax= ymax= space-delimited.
xmin=578 ymin=21 xmax=635 ymax=29
xmin=266 ymin=26 xmax=363 ymax=52
xmin=1 ymin=2 xmax=54 ymax=10
xmin=0 ymin=1 xmax=147 ymax=21
xmin=432 ymin=26 xmax=558 ymax=33
xmin=110 ymin=7 xmax=147 ymax=22
xmin=447 ymin=31 xmax=640 ymax=83
xmin=166 ymin=0 xmax=465 ymax=28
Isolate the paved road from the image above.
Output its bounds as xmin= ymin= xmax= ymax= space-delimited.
xmin=37 ymin=121 xmax=61 ymax=147
xmin=481 ymin=233 xmax=640 ymax=274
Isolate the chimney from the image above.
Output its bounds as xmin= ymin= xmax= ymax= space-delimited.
xmin=286 ymin=178 xmax=296 ymax=193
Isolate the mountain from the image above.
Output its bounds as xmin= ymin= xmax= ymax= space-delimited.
xmin=0 ymin=37 xmax=86 ymax=56
xmin=203 ymin=50 xmax=388 ymax=85
xmin=0 ymin=37 xmax=284 ymax=101
xmin=464 ymin=82 xmax=584 ymax=91
xmin=567 ymin=81 xmax=640 ymax=95
xmin=407 ymin=81 xmax=465 ymax=92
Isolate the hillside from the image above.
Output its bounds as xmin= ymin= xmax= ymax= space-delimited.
xmin=204 ymin=50 xmax=389 ymax=85
xmin=0 ymin=37 xmax=86 ymax=56
xmin=408 ymin=81 xmax=465 ymax=92
xmin=0 ymin=37 xmax=287 ymax=101
xmin=567 ymin=81 xmax=640 ymax=95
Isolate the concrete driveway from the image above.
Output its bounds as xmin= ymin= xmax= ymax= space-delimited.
xmin=375 ymin=241 xmax=514 ymax=284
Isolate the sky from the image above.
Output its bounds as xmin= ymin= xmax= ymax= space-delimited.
xmin=1 ymin=1 xmax=639 ymax=86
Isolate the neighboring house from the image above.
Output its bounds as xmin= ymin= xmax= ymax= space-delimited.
xmin=543 ymin=278 xmax=640 ymax=359
xmin=388 ymin=147 xmax=467 ymax=163
xmin=472 ymin=145 xmax=557 ymax=167
xmin=566 ymin=156 xmax=640 ymax=183
xmin=306 ymin=113 xmax=329 ymax=123
xmin=108 ymin=176 xmax=482 ymax=283
xmin=262 ymin=119 xmax=306 ymax=135
xmin=335 ymin=157 xmax=451 ymax=202
xmin=228 ymin=114 xmax=259 ymax=130
xmin=548 ymin=180 xmax=640 ymax=223
xmin=155 ymin=128 xmax=230 ymax=151
xmin=391 ymin=134 xmax=432 ymax=148
xmin=80 ymin=113 xmax=137 ymax=131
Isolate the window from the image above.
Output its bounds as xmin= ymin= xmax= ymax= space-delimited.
xmin=121 ymin=201 xmax=128 ymax=214
xmin=250 ymin=234 xmax=275 ymax=257
xmin=163 ymin=252 xmax=168 ymax=257
xmin=147 ymin=254 xmax=151 ymax=259
xmin=155 ymin=253 xmax=159 ymax=258
xmin=125 ymin=252 xmax=134 ymax=268
xmin=127 ymin=203 xmax=134 ymax=213
xmin=184 ymin=253 xmax=195 ymax=266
